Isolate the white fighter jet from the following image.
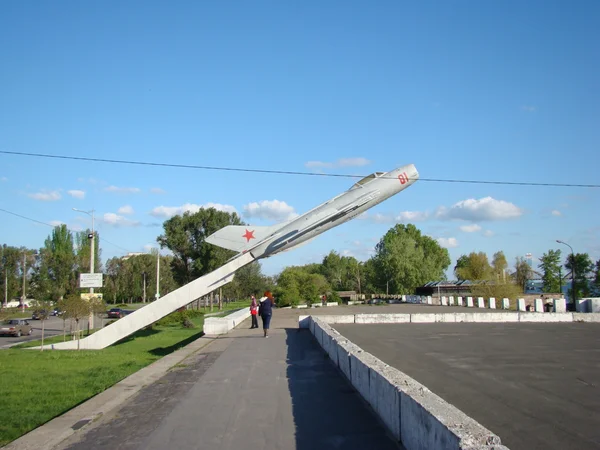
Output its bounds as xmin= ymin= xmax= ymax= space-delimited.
xmin=205 ymin=164 xmax=419 ymax=260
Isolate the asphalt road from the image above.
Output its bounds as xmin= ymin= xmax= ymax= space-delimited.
xmin=333 ymin=322 xmax=600 ymax=450
xmin=0 ymin=314 xmax=114 ymax=348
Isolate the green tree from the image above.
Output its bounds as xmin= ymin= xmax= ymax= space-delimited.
xmin=0 ymin=245 xmax=22 ymax=303
xmin=491 ymin=251 xmax=508 ymax=281
xmin=275 ymin=266 xmax=331 ymax=306
xmin=224 ymin=261 xmax=269 ymax=300
xmin=455 ymin=252 xmax=492 ymax=281
xmin=32 ymin=302 xmax=52 ymax=351
xmin=158 ymin=208 xmax=244 ymax=285
xmin=40 ymin=225 xmax=76 ymax=301
xmin=372 ymin=224 xmax=451 ymax=294
xmin=75 ymin=230 xmax=102 ymax=275
xmin=565 ymin=253 xmax=594 ymax=299
xmin=514 ymin=256 xmax=532 ymax=292
xmin=539 ymin=249 xmax=562 ymax=293
xmin=321 ymin=251 xmax=345 ymax=289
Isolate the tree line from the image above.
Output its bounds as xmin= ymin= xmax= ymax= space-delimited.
xmin=2 ymin=207 xmax=599 ymax=309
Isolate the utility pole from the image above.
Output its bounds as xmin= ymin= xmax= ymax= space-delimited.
xmin=219 ymin=287 xmax=223 ymax=311
xmin=143 ymin=272 xmax=147 ymax=303
xmin=21 ymin=251 xmax=26 ymax=312
xmin=4 ymin=272 xmax=7 ymax=308
xmin=155 ymin=253 xmax=160 ymax=300
xmin=73 ymin=208 xmax=96 ymax=330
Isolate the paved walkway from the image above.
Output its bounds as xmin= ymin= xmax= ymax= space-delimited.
xmin=52 ymin=309 xmax=401 ymax=450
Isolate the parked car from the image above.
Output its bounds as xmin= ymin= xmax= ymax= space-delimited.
xmin=31 ymin=309 xmax=49 ymax=320
xmin=107 ymin=308 xmax=133 ymax=319
xmin=0 ymin=319 xmax=33 ymax=337
xmin=50 ymin=308 xmax=64 ymax=316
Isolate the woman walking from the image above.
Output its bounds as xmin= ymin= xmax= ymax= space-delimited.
xmin=258 ymin=291 xmax=275 ymax=338
xmin=250 ymin=295 xmax=259 ymax=329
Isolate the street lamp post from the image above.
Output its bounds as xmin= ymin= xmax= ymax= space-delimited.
xmin=556 ymin=240 xmax=575 ymax=309
xmin=73 ymin=208 xmax=95 ymax=329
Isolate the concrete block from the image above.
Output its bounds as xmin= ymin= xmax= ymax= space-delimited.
xmin=399 ymin=382 xmax=503 ymax=450
xmin=326 ymin=302 xmax=339 ymax=307
xmin=435 ymin=313 xmax=456 ymax=323
xmin=349 ymin=351 xmax=380 ymax=404
xmin=457 ymin=296 xmax=463 ymax=306
xmin=489 ymin=297 xmax=496 ymax=309
xmin=203 ymin=318 xmax=229 ymax=335
xmin=477 ymin=297 xmax=485 ymax=308
xmin=502 ymin=298 xmax=510 ymax=310
xmin=517 ymin=298 xmax=526 ymax=311
xmin=576 ymin=299 xmax=589 ymax=312
xmin=519 ymin=312 xmax=573 ymax=322
xmin=553 ymin=298 xmax=566 ymax=313
xmin=441 ymin=296 xmax=448 ymax=306
xmin=427 ymin=296 xmax=433 ymax=305
xmin=573 ymin=313 xmax=600 ymax=322
xmin=402 ymin=295 xmax=407 ymax=302
xmin=355 ymin=313 xmax=410 ymax=324
xmin=369 ymin=362 xmax=401 ymax=441
xmin=312 ymin=314 xmax=355 ymax=324
xmin=467 ymin=297 xmax=474 ymax=307
xmin=296 ymin=304 xmax=308 ymax=309
xmin=454 ymin=312 xmax=519 ymax=323
xmin=298 ymin=315 xmax=311 ymax=329
xmin=591 ymin=299 xmax=600 ymax=313
xmin=448 ymin=296 xmax=455 ymax=306
xmin=411 ymin=313 xmax=436 ymax=323
xmin=534 ymin=298 xmax=544 ymax=312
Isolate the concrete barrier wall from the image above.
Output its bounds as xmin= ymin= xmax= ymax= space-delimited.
xmin=301 ymin=312 xmax=600 ymax=326
xmin=204 ymin=308 xmax=251 ymax=335
xmin=309 ymin=317 xmax=508 ymax=449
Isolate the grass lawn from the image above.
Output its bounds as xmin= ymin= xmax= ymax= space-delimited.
xmin=0 ymin=315 xmax=205 ymax=446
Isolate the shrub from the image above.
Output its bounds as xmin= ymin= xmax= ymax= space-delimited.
xmin=155 ymin=309 xmax=203 ymax=327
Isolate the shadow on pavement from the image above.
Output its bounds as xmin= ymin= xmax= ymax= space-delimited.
xmin=284 ymin=328 xmax=402 ymax=450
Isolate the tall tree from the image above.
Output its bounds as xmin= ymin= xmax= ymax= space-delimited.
xmin=539 ymin=249 xmax=562 ymax=293
xmin=454 ymin=252 xmax=492 ymax=281
xmin=157 ymin=208 xmax=244 ymax=285
xmin=565 ymin=253 xmax=594 ymax=299
xmin=41 ymin=225 xmax=76 ymax=301
xmin=514 ymin=256 xmax=532 ymax=292
xmin=492 ymin=251 xmax=508 ymax=281
xmin=321 ymin=251 xmax=345 ymax=289
xmin=372 ymin=224 xmax=450 ymax=294
xmin=0 ymin=245 xmax=22 ymax=304
xmin=74 ymin=230 xmax=102 ymax=274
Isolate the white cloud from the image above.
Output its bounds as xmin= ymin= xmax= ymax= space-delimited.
xmin=396 ymin=211 xmax=430 ymax=222
xmin=305 ymin=157 xmax=371 ymax=169
xmin=459 ymin=224 xmax=482 ymax=233
xmin=150 ymin=202 xmax=237 ymax=218
xmin=102 ymin=213 xmax=140 ymax=227
xmin=371 ymin=213 xmax=394 ymax=223
xmin=1 ymin=176 xmax=7 ymax=182
xmin=551 ymin=210 xmax=562 ymax=216
xmin=150 ymin=188 xmax=166 ymax=194
xmin=118 ymin=205 xmax=134 ymax=215
xmin=436 ymin=237 xmax=459 ymax=248
xmin=104 ymin=185 xmax=141 ymax=194
xmin=483 ymin=230 xmax=495 ymax=237
xmin=521 ymin=105 xmax=537 ymax=112
xmin=243 ymin=200 xmax=298 ymax=222
xmin=67 ymin=189 xmax=85 ymax=199
xmin=49 ymin=220 xmax=65 ymax=226
xmin=28 ymin=190 xmax=61 ymax=201
xmin=435 ymin=197 xmax=523 ymax=222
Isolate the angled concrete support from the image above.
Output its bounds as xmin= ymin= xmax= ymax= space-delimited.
xmin=47 ymin=253 xmax=255 ymax=350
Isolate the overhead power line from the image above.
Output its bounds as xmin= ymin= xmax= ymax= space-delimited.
xmin=1 ymin=149 xmax=599 ymax=188
xmin=0 ymin=207 xmax=132 ymax=254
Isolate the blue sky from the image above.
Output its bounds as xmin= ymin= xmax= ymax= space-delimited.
xmin=1 ymin=1 xmax=599 ymax=278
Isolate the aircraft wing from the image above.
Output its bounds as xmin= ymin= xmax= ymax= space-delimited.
xmin=205 ymin=223 xmax=284 ymax=253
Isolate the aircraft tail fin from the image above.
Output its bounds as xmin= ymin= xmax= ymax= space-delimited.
xmin=205 ymin=224 xmax=282 ymax=253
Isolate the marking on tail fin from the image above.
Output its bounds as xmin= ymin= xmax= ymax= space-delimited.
xmin=242 ymin=229 xmax=255 ymax=242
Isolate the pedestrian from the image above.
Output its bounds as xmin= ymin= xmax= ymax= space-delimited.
xmin=250 ymin=295 xmax=259 ymax=329
xmin=258 ymin=291 xmax=275 ymax=338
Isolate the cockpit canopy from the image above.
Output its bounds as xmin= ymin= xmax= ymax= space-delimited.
xmin=349 ymin=172 xmax=386 ymax=190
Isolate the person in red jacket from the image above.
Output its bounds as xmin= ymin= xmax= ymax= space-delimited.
xmin=249 ymin=295 xmax=259 ymax=329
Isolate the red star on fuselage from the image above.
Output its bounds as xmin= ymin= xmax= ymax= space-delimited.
xmin=242 ymin=229 xmax=255 ymax=242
